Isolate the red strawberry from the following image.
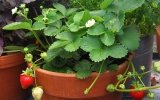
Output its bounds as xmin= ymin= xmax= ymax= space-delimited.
xmin=20 ymin=74 xmax=34 ymax=89
xmin=130 ymin=86 xmax=145 ymax=100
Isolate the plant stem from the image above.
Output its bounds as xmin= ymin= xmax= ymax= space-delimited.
xmin=129 ymin=61 xmax=146 ymax=87
xmin=137 ymin=75 xmax=145 ymax=87
xmin=84 ymin=60 xmax=105 ymax=94
xmin=123 ymin=76 xmax=129 ymax=85
xmin=36 ymin=49 xmax=44 ymax=52
xmin=18 ymin=13 xmax=28 ymax=21
xmin=140 ymin=70 xmax=152 ymax=76
xmin=31 ymin=31 xmax=46 ymax=49
xmin=51 ymin=37 xmax=54 ymax=43
xmin=115 ymin=61 xmax=130 ymax=88
xmin=129 ymin=60 xmax=138 ymax=85
xmin=115 ymin=85 xmax=160 ymax=92
xmin=37 ymin=61 xmax=45 ymax=66
xmin=34 ymin=70 xmax=37 ymax=86
xmin=44 ymin=36 xmax=50 ymax=46
xmin=34 ymin=58 xmax=43 ymax=64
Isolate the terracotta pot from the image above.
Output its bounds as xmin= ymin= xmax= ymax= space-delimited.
xmin=36 ymin=60 xmax=129 ymax=100
xmin=0 ymin=53 xmax=27 ymax=100
xmin=156 ymin=26 xmax=160 ymax=54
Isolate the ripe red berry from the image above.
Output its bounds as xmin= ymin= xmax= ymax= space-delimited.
xmin=129 ymin=86 xmax=145 ymax=100
xmin=20 ymin=74 xmax=34 ymax=89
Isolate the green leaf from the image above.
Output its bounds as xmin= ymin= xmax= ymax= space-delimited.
xmin=91 ymin=62 xmax=108 ymax=73
xmin=4 ymin=46 xmax=24 ymax=51
xmin=66 ymin=8 xmax=77 ymax=16
xmin=100 ymin=31 xmax=115 ymax=46
xmin=34 ymin=15 xmax=44 ymax=22
xmin=76 ymin=70 xmax=92 ymax=79
xmin=74 ymin=60 xmax=92 ymax=79
xmin=93 ymin=16 xmax=104 ymax=22
xmin=60 ymin=51 xmax=80 ymax=59
xmin=53 ymin=3 xmax=66 ymax=15
xmin=32 ymin=22 xmax=45 ymax=30
xmin=87 ymin=23 xmax=105 ymax=35
xmin=114 ymin=0 xmax=145 ymax=12
xmin=56 ymin=31 xmax=74 ymax=41
xmin=3 ymin=22 xmax=31 ymax=30
xmin=25 ymin=32 xmax=35 ymax=38
xmin=51 ymin=56 xmax=67 ymax=68
xmin=49 ymin=41 xmax=70 ymax=49
xmin=68 ymin=23 xmax=80 ymax=32
xmin=119 ymin=11 xmax=125 ymax=28
xmin=74 ymin=60 xmax=91 ymax=71
xmin=90 ymin=10 xmax=106 ymax=17
xmin=89 ymin=48 xmax=109 ymax=62
xmin=64 ymin=38 xmax=81 ymax=52
xmin=80 ymin=11 xmax=91 ymax=25
xmin=26 ymin=44 xmax=37 ymax=52
xmin=73 ymin=11 xmax=84 ymax=23
xmin=107 ymin=44 xmax=128 ymax=58
xmin=45 ymin=48 xmax=63 ymax=62
xmin=42 ymin=8 xmax=50 ymax=16
xmin=104 ymin=12 xmax=124 ymax=32
xmin=118 ymin=26 xmax=140 ymax=51
xmin=107 ymin=4 xmax=120 ymax=13
xmin=80 ymin=35 xmax=102 ymax=52
xmin=44 ymin=26 xmax=59 ymax=36
xmin=107 ymin=64 xmax=118 ymax=71
xmin=47 ymin=12 xmax=64 ymax=24
xmin=43 ymin=63 xmax=56 ymax=71
xmin=43 ymin=62 xmax=74 ymax=73
xmin=100 ymin=0 xmax=114 ymax=9
xmin=116 ymin=29 xmax=124 ymax=35
xmin=51 ymin=20 xmax=62 ymax=29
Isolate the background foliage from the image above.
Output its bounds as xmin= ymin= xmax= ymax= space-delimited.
xmin=125 ymin=0 xmax=160 ymax=36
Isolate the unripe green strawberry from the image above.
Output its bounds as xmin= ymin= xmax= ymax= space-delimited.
xmin=40 ymin=52 xmax=47 ymax=59
xmin=23 ymin=47 xmax=29 ymax=53
xmin=154 ymin=61 xmax=160 ymax=72
xmin=106 ymin=84 xmax=115 ymax=92
xmin=147 ymin=92 xmax=155 ymax=99
xmin=32 ymin=86 xmax=43 ymax=100
xmin=25 ymin=53 xmax=33 ymax=62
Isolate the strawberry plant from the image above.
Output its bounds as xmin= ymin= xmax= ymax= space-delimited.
xmin=3 ymin=0 xmax=147 ymax=96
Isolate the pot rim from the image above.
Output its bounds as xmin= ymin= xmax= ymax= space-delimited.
xmin=0 ymin=52 xmax=25 ymax=69
xmin=0 ymin=52 xmax=22 ymax=58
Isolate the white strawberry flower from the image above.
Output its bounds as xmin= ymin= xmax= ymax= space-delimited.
xmin=85 ymin=19 xmax=96 ymax=28
xmin=32 ymin=86 xmax=43 ymax=100
xmin=11 ymin=7 xmax=18 ymax=15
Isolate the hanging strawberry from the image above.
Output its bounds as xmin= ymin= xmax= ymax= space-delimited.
xmin=130 ymin=89 xmax=145 ymax=100
xmin=129 ymin=84 xmax=146 ymax=100
xmin=20 ymin=68 xmax=35 ymax=89
xmin=32 ymin=86 xmax=43 ymax=100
